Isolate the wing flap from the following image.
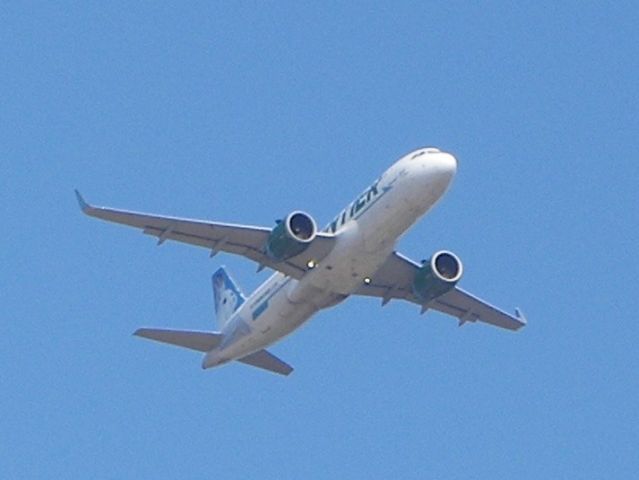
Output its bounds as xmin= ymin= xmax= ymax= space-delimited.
xmin=134 ymin=328 xmax=223 ymax=352
xmin=75 ymin=191 xmax=335 ymax=279
xmin=237 ymin=349 xmax=294 ymax=376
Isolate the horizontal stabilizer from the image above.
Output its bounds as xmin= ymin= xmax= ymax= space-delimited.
xmin=134 ymin=328 xmax=223 ymax=352
xmin=238 ymin=349 xmax=293 ymax=376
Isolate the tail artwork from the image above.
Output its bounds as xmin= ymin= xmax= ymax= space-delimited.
xmin=212 ymin=267 xmax=246 ymax=327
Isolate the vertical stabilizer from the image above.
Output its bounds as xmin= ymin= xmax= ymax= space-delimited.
xmin=212 ymin=267 xmax=246 ymax=327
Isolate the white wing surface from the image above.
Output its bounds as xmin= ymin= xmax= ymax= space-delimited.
xmin=356 ymin=252 xmax=526 ymax=331
xmin=75 ymin=191 xmax=335 ymax=279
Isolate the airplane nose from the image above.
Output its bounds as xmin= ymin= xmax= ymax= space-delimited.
xmin=423 ymin=151 xmax=456 ymax=187
xmin=436 ymin=152 xmax=457 ymax=178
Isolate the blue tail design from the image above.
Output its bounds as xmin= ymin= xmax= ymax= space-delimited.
xmin=212 ymin=267 xmax=246 ymax=327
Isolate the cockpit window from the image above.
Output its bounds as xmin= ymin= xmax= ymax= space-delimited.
xmin=411 ymin=147 xmax=441 ymax=159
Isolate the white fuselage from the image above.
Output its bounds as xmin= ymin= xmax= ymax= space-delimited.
xmin=202 ymin=148 xmax=457 ymax=368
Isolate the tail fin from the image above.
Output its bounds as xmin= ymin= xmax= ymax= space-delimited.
xmin=212 ymin=267 xmax=246 ymax=327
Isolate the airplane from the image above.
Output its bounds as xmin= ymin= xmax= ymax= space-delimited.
xmin=75 ymin=147 xmax=526 ymax=376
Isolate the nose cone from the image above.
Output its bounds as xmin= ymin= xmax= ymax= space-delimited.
xmin=433 ymin=152 xmax=457 ymax=180
xmin=411 ymin=151 xmax=457 ymax=204
xmin=417 ymin=151 xmax=456 ymax=191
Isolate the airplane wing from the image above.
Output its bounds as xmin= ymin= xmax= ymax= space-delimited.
xmin=75 ymin=191 xmax=335 ymax=279
xmin=355 ymin=252 xmax=526 ymax=331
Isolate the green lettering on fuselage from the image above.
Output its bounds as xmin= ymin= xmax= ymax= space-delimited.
xmin=325 ymin=179 xmax=386 ymax=234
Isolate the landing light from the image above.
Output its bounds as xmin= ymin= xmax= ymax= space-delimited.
xmin=363 ymin=277 xmax=371 ymax=285
xmin=306 ymin=260 xmax=317 ymax=269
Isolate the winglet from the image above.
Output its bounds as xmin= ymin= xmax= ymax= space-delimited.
xmin=74 ymin=189 xmax=90 ymax=212
xmin=515 ymin=308 xmax=527 ymax=325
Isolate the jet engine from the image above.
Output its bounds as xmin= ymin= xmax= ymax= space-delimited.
xmin=412 ymin=250 xmax=463 ymax=303
xmin=265 ymin=211 xmax=317 ymax=261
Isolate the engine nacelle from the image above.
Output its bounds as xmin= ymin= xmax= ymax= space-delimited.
xmin=412 ymin=250 xmax=463 ymax=303
xmin=265 ymin=211 xmax=317 ymax=262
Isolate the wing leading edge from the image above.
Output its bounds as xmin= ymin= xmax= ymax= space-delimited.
xmin=355 ymin=252 xmax=526 ymax=331
xmin=75 ymin=190 xmax=335 ymax=279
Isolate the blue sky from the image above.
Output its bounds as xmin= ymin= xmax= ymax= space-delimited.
xmin=2 ymin=2 xmax=638 ymax=478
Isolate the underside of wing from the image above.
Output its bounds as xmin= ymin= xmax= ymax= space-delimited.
xmin=428 ymin=288 xmax=526 ymax=330
xmin=75 ymin=191 xmax=335 ymax=279
xmin=355 ymin=251 xmax=417 ymax=303
xmin=355 ymin=251 xmax=526 ymax=331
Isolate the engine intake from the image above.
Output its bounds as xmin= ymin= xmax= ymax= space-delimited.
xmin=265 ymin=211 xmax=317 ymax=262
xmin=412 ymin=250 xmax=463 ymax=303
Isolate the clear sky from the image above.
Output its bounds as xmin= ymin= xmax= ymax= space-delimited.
xmin=2 ymin=2 xmax=638 ymax=478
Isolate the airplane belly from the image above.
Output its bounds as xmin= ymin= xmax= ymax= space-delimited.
xmin=307 ymin=188 xmax=417 ymax=295
xmin=218 ymin=285 xmax=320 ymax=361
xmin=360 ymin=193 xmax=415 ymax=253
xmin=359 ymin=168 xmax=451 ymax=253
xmin=305 ymin=238 xmax=393 ymax=296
